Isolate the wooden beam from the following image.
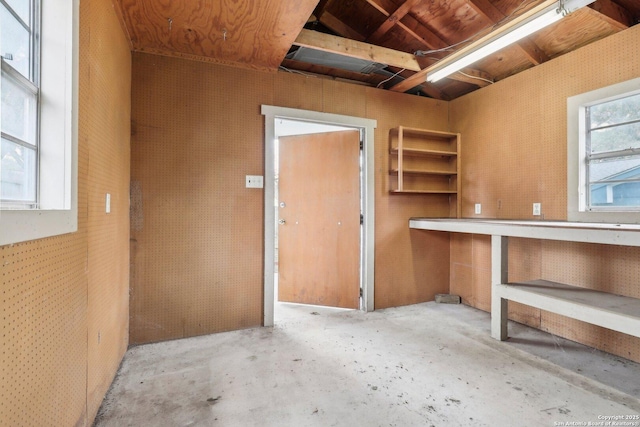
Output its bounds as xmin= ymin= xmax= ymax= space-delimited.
xmin=465 ymin=0 xmax=550 ymax=65
xmin=293 ymin=29 xmax=422 ymax=71
xmin=315 ymin=1 xmax=491 ymax=93
xmin=451 ymin=68 xmax=493 ymax=87
xmin=517 ymin=38 xmax=550 ymax=66
xmin=396 ymin=17 xmax=449 ymax=50
xmin=365 ymin=0 xmax=448 ymax=49
xmin=418 ymin=84 xmax=448 ymax=100
xmin=385 ymin=68 xmax=448 ymax=99
xmin=588 ymin=0 xmax=633 ymax=30
xmin=320 ymin=11 xmax=367 ymax=41
xmin=313 ymin=0 xmax=332 ymax=21
xmin=388 ymin=64 xmax=493 ymax=92
xmin=467 ymin=0 xmax=505 ymax=22
xmin=281 ymin=58 xmax=383 ymax=86
xmin=367 ymin=0 xmax=422 ymax=42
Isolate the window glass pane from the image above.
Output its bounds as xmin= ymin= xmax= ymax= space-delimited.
xmin=589 ymin=121 xmax=640 ymax=154
xmin=4 ymin=0 xmax=30 ymax=24
xmin=1 ymin=71 xmax=37 ymax=144
xmin=1 ymin=137 xmax=36 ymax=202
xmin=589 ymin=156 xmax=640 ymax=208
xmin=1 ymin=4 xmax=31 ymax=79
xmin=590 ymin=93 xmax=640 ymax=129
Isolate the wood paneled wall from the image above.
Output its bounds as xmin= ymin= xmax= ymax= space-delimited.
xmin=129 ymin=53 xmax=452 ymax=344
xmin=450 ymin=25 xmax=640 ymax=363
xmin=0 ymin=1 xmax=131 ymax=425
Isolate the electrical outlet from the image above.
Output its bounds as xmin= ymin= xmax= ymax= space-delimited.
xmin=246 ymin=175 xmax=264 ymax=188
xmin=475 ymin=203 xmax=482 ymax=214
xmin=533 ymin=202 xmax=541 ymax=216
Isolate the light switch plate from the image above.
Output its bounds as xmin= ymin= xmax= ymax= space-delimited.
xmin=246 ymin=175 xmax=264 ymax=188
xmin=533 ymin=202 xmax=541 ymax=216
xmin=106 ymin=193 xmax=111 ymax=213
xmin=474 ymin=203 xmax=481 ymax=214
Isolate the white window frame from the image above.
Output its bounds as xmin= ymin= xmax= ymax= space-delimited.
xmin=0 ymin=0 xmax=79 ymax=245
xmin=1 ymin=0 xmax=40 ymax=207
xmin=567 ymin=77 xmax=640 ymax=224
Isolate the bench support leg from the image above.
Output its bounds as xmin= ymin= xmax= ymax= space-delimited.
xmin=491 ymin=235 xmax=509 ymax=341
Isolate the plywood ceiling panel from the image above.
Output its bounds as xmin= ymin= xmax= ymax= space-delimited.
xmin=411 ymin=0 xmax=489 ymax=43
xmin=117 ymin=0 xmax=318 ymax=71
xmin=532 ymin=8 xmax=621 ymax=58
xmin=115 ymin=0 xmax=640 ymax=99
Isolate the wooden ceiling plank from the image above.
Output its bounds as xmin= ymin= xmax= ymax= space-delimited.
xmin=365 ymin=0 xmax=448 ymax=49
xmin=367 ymin=0 xmax=423 ymax=42
xmin=293 ymin=29 xmax=422 ymax=71
xmin=398 ymin=19 xmax=448 ymax=49
xmin=466 ymin=0 xmax=504 ymax=23
xmin=517 ymin=38 xmax=550 ymax=65
xmin=319 ymin=11 xmax=367 ymax=41
xmin=359 ymin=0 xmax=498 ymax=93
xmin=588 ymin=0 xmax=633 ymax=30
xmin=465 ymin=0 xmax=550 ymax=65
xmin=397 ymin=18 xmax=449 ymax=50
xmin=364 ymin=0 xmax=391 ymax=17
xmin=310 ymin=11 xmax=448 ymax=98
xmin=118 ymin=0 xmax=318 ymax=70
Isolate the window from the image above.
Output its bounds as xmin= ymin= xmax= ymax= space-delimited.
xmin=568 ymin=78 xmax=640 ymax=223
xmin=1 ymin=0 xmax=39 ymax=207
xmin=0 ymin=0 xmax=78 ymax=245
xmin=586 ymin=93 xmax=640 ymax=209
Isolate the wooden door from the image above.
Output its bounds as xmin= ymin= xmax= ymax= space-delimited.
xmin=278 ymin=130 xmax=360 ymax=309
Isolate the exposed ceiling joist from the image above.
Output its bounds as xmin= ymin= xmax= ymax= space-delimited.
xmin=320 ymin=11 xmax=367 ymax=41
xmin=281 ymin=58 xmax=385 ymax=86
xmin=293 ymin=29 xmax=422 ymax=72
xmin=517 ymin=38 xmax=551 ymax=66
xmin=364 ymin=0 xmax=448 ymax=49
xmin=449 ymin=68 xmax=493 ymax=88
xmin=588 ymin=0 xmax=633 ymax=29
xmin=367 ymin=0 xmax=423 ymax=42
xmin=116 ymin=0 xmax=640 ymax=101
xmin=389 ymin=65 xmax=493 ymax=93
xmin=418 ymin=83 xmax=447 ymax=100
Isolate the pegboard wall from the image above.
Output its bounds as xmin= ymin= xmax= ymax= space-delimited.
xmin=365 ymin=88 xmax=452 ymax=309
xmin=1 ymin=0 xmax=131 ymax=425
xmin=449 ymin=25 xmax=640 ymax=363
xmin=85 ymin=0 xmax=132 ymax=420
xmin=129 ymin=54 xmax=454 ymax=344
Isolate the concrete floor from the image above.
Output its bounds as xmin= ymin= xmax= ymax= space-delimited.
xmin=94 ymin=302 xmax=640 ymax=426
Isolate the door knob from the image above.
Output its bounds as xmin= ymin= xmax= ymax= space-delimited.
xmin=278 ymin=219 xmax=286 ymax=225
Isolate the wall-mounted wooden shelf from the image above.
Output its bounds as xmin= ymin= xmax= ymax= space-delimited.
xmin=390 ymin=168 xmax=457 ymax=176
xmin=389 ymin=126 xmax=461 ymax=217
xmin=391 ymin=189 xmax=457 ymax=194
xmin=390 ymin=147 xmax=458 ymax=157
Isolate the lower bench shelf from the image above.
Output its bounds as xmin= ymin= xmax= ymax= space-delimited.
xmin=495 ymin=279 xmax=640 ymax=339
xmin=408 ymin=219 xmax=640 ymax=342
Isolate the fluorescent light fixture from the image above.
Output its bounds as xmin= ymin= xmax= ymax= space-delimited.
xmin=426 ymin=0 xmax=596 ymax=83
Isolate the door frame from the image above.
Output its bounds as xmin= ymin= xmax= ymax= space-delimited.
xmin=261 ymin=105 xmax=377 ymax=326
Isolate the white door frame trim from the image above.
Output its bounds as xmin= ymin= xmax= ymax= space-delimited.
xmin=261 ymin=105 xmax=377 ymax=326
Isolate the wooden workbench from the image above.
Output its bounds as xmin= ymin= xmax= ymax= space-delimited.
xmin=409 ymin=219 xmax=640 ymax=341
